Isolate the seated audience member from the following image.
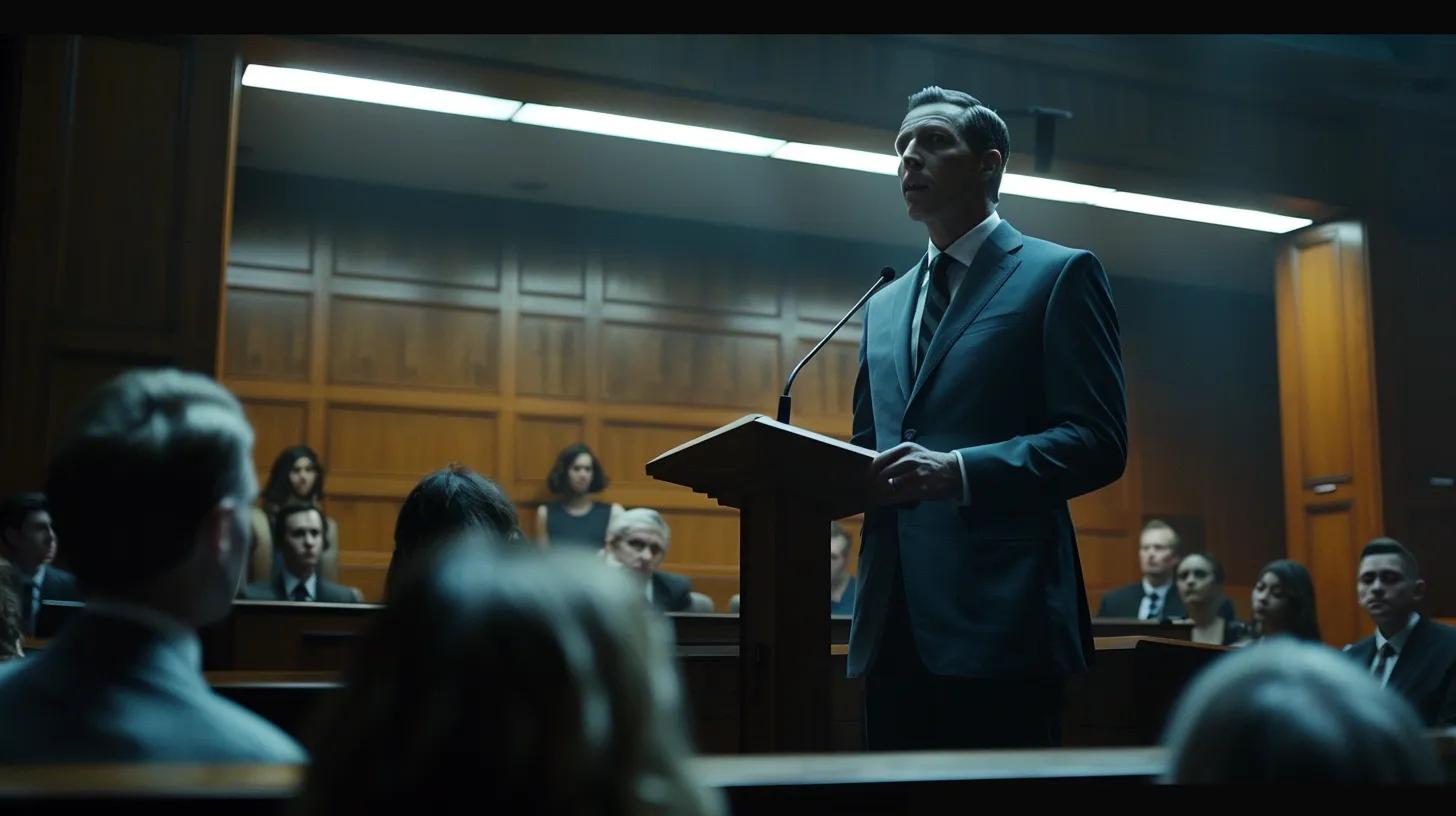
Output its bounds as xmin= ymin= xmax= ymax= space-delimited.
xmin=1097 ymin=519 xmax=1234 ymax=621
xmin=300 ymin=542 xmax=724 ymax=816
xmin=830 ymin=522 xmax=856 ymax=616
xmin=242 ymin=502 xmax=360 ymax=603
xmin=0 ymin=491 xmax=81 ymax=636
xmin=1173 ymin=552 xmax=1248 ymax=646
xmin=383 ymin=464 xmax=520 ymax=599
xmin=602 ymin=508 xmax=692 ymax=613
xmin=0 ymin=562 xmax=23 ymax=661
xmin=249 ymin=445 xmax=340 ymax=584
xmin=0 ymin=369 xmax=303 ymax=762
xmin=535 ymin=442 xmax=623 ymax=550
xmin=1161 ymin=638 xmax=1441 ymax=783
xmin=1247 ymin=559 xmax=1322 ymax=643
xmin=1344 ymin=537 xmax=1456 ymax=726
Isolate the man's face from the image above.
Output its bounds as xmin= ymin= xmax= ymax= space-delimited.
xmin=895 ymin=103 xmax=990 ymax=225
xmin=607 ymin=527 xmax=666 ymax=580
xmin=829 ymin=534 xmax=849 ymax=585
xmin=1358 ymin=553 xmax=1423 ymax=630
xmin=281 ymin=509 xmax=325 ymax=577
xmin=2 ymin=510 xmax=57 ymax=572
xmin=1139 ymin=528 xmax=1179 ymax=579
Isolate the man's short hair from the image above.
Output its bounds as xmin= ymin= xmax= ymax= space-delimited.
xmin=273 ymin=502 xmax=326 ymax=551
xmin=905 ymin=86 xmax=1011 ymax=202
xmin=0 ymin=492 xmax=48 ymax=535
xmin=1360 ymin=537 xmax=1420 ymax=581
xmin=1141 ymin=519 xmax=1182 ymax=557
xmin=386 ymin=465 xmax=520 ymax=598
xmin=44 ymin=369 xmax=254 ymax=594
xmin=606 ymin=508 xmax=670 ymax=548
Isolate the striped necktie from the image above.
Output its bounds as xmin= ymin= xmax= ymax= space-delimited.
xmin=916 ymin=253 xmax=953 ymax=372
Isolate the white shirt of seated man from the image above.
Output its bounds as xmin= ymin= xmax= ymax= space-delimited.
xmin=600 ymin=513 xmax=669 ymax=605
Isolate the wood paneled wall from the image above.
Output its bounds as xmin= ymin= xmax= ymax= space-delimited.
xmin=222 ymin=169 xmax=1285 ymax=611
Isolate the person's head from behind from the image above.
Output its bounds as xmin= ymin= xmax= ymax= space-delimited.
xmin=303 ymin=541 xmax=722 ymax=815
xmin=1138 ymin=519 xmax=1181 ymax=585
xmin=274 ymin=502 xmax=326 ymax=580
xmin=1252 ymin=559 xmax=1321 ymax=641
xmin=0 ymin=492 xmax=57 ymax=573
xmin=604 ymin=508 xmax=670 ymax=583
xmin=547 ymin=442 xmax=608 ymax=500
xmin=1357 ymin=537 xmax=1424 ymax=635
xmin=1175 ymin=551 xmax=1225 ymax=612
xmin=1162 ymin=638 xmax=1441 ymax=783
xmin=263 ymin=444 xmax=325 ymax=508
xmin=386 ymin=464 xmax=519 ymax=598
xmin=829 ymin=522 xmax=851 ymax=587
xmin=897 ymin=86 xmax=1009 ymax=230
xmin=44 ymin=369 xmax=256 ymax=627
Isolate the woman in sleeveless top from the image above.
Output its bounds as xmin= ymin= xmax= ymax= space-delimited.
xmin=536 ymin=443 xmax=622 ymax=550
xmin=250 ymin=445 xmax=341 ymax=584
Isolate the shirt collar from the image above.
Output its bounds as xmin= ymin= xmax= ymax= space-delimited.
xmin=283 ymin=569 xmax=318 ymax=601
xmin=926 ymin=209 xmax=1002 ymax=271
xmin=1375 ymin=611 xmax=1422 ymax=653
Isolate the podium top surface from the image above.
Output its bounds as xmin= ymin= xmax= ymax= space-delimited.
xmin=646 ymin=414 xmax=875 ymax=519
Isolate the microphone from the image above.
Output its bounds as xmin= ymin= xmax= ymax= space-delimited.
xmin=776 ymin=266 xmax=897 ymax=424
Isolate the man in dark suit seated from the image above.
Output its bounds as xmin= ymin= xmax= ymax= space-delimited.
xmin=602 ymin=508 xmax=691 ymax=612
xmin=1097 ymin=519 xmax=1234 ymax=621
xmin=243 ymin=502 xmax=358 ymax=603
xmin=0 ymin=492 xmax=81 ymax=637
xmin=0 ymin=369 xmax=305 ymax=762
xmin=1343 ymin=537 xmax=1456 ymax=726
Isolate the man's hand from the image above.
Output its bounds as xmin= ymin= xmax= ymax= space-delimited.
xmin=868 ymin=442 xmax=962 ymax=505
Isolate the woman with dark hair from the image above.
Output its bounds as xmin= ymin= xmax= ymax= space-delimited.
xmin=301 ymin=542 xmax=724 ymax=816
xmin=1172 ymin=552 xmax=1248 ymax=646
xmin=249 ymin=445 xmax=340 ymax=584
xmin=383 ymin=464 xmax=521 ymax=599
xmin=1246 ymin=558 xmax=1321 ymax=643
xmin=535 ymin=443 xmax=623 ymax=550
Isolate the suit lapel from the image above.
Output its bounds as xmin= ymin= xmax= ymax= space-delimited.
xmin=890 ymin=255 xmax=925 ymax=401
xmin=908 ymin=222 xmax=1024 ymax=407
xmin=1389 ymin=618 xmax=1431 ymax=691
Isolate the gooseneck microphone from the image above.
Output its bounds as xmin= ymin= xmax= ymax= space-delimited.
xmin=776 ymin=266 xmax=897 ymax=424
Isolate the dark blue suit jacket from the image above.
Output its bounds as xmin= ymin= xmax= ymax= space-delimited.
xmin=0 ymin=613 xmax=305 ymax=762
xmin=1344 ymin=615 xmax=1456 ymax=726
xmin=849 ymin=221 xmax=1127 ymax=679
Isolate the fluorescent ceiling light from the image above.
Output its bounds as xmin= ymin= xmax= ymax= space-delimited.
xmin=241 ymin=64 xmax=522 ymax=120
xmin=511 ymin=103 xmax=786 ymax=156
xmin=771 ymin=142 xmax=898 ymax=175
xmin=243 ymin=63 xmax=1313 ymax=234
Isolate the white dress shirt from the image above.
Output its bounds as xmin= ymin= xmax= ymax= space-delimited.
xmin=1371 ymin=611 xmax=1422 ymax=687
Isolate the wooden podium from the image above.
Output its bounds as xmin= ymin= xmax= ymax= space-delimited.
xmin=647 ymin=414 xmax=875 ymax=752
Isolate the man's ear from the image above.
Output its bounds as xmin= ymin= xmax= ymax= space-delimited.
xmin=981 ymin=148 xmax=1004 ymax=177
xmin=197 ymin=499 xmax=238 ymax=561
xmin=1413 ymin=578 xmax=1428 ymax=604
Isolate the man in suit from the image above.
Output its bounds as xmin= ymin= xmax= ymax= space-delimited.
xmin=0 ymin=492 xmax=81 ymax=637
xmin=0 ymin=369 xmax=304 ymax=762
xmin=602 ymin=507 xmax=692 ymax=612
xmin=243 ymin=502 xmax=358 ymax=603
xmin=1096 ymin=519 xmax=1235 ymax=621
xmin=850 ymin=86 xmax=1127 ymax=750
xmin=830 ymin=522 xmax=857 ymax=616
xmin=1343 ymin=537 xmax=1456 ymax=726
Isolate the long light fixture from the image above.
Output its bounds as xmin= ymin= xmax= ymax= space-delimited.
xmin=241 ymin=65 xmax=522 ymax=120
xmin=244 ymin=63 xmax=1314 ymax=234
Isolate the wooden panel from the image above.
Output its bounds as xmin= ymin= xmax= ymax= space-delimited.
xmin=515 ymin=315 xmax=585 ymax=399
xmin=1409 ymin=506 xmax=1456 ymax=619
xmin=513 ymin=416 xmax=585 ymax=494
xmin=326 ymin=404 xmax=498 ymax=481
xmin=239 ymin=400 xmax=308 ymax=483
xmin=796 ymin=269 xmax=870 ymax=326
xmin=223 ymin=289 xmax=310 ymax=381
xmin=1290 ymin=241 xmax=1354 ymax=482
xmin=328 ymin=297 xmax=499 ymax=390
xmin=43 ymin=352 xmax=167 ymax=459
xmin=789 ymin=338 xmax=856 ymax=418
xmin=52 ymin=38 xmax=182 ymax=333
xmin=1305 ymin=507 xmax=1359 ymax=645
xmin=228 ymin=184 xmax=311 ymax=272
xmin=333 ymin=211 xmax=499 ymax=290
xmin=603 ymin=247 xmax=779 ymax=317
xmin=328 ymin=496 xmax=403 ymax=555
xmin=601 ymin=323 xmax=778 ymax=409
xmin=598 ymin=421 xmax=719 ymax=489
xmin=660 ymin=509 xmax=740 ymax=568
xmin=518 ymin=244 xmax=586 ymax=298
